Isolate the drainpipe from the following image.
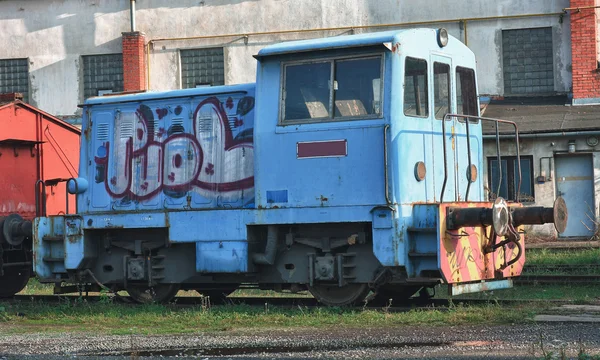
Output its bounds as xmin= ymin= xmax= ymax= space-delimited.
xmin=130 ymin=0 xmax=136 ymax=32
xmin=482 ymin=130 xmax=600 ymax=140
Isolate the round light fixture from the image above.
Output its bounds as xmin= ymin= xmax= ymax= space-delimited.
xmin=437 ymin=28 xmax=449 ymax=48
xmin=491 ymin=197 xmax=510 ymax=237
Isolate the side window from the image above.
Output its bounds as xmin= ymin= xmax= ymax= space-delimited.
xmin=334 ymin=57 xmax=382 ymax=117
xmin=284 ymin=62 xmax=332 ymax=121
xmin=456 ymin=67 xmax=478 ymax=121
xmin=404 ymin=57 xmax=429 ymax=117
xmin=433 ymin=62 xmax=450 ymax=120
xmin=282 ymin=55 xmax=383 ymax=123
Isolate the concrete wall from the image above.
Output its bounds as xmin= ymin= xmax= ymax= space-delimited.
xmin=0 ymin=0 xmax=571 ymax=118
xmin=482 ymin=135 xmax=600 ymax=240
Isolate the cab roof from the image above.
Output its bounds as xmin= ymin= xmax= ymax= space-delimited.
xmin=255 ymin=28 xmax=437 ymax=58
xmin=82 ymin=83 xmax=255 ymax=106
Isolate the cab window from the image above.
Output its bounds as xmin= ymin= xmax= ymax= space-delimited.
xmin=433 ymin=62 xmax=450 ymax=120
xmin=456 ymin=66 xmax=478 ymax=122
xmin=403 ymin=57 xmax=429 ymax=118
xmin=282 ymin=55 xmax=383 ymax=123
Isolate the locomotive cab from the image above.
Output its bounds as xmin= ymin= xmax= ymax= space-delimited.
xmin=31 ymin=28 xmax=566 ymax=306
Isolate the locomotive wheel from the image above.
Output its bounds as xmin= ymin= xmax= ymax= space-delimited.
xmin=374 ymin=285 xmax=422 ymax=302
xmin=126 ymin=283 xmax=180 ymax=304
xmin=0 ymin=266 xmax=31 ymax=298
xmin=308 ymin=283 xmax=370 ymax=307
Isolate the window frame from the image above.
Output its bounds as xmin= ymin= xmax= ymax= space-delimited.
xmin=487 ymin=155 xmax=535 ymax=203
xmin=81 ymin=53 xmax=124 ymax=100
xmin=433 ymin=61 xmax=451 ymax=121
xmin=179 ymin=47 xmax=226 ymax=89
xmin=403 ymin=56 xmax=430 ymax=119
xmin=455 ymin=66 xmax=479 ymax=124
xmin=0 ymin=58 xmax=30 ymax=103
xmin=279 ymin=53 xmax=385 ymax=125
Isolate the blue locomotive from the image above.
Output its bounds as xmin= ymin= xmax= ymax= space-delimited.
xmin=31 ymin=28 xmax=566 ymax=305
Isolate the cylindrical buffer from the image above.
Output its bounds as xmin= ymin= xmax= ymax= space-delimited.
xmin=447 ymin=207 xmax=493 ymax=230
xmin=0 ymin=214 xmax=33 ymax=246
xmin=511 ymin=197 xmax=568 ymax=233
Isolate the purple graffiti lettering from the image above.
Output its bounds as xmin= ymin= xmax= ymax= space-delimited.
xmin=95 ymin=96 xmax=254 ymax=202
xmin=205 ymin=163 xmax=215 ymax=175
xmin=156 ymin=108 xmax=168 ymax=119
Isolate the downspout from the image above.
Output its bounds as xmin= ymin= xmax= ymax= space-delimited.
xmin=483 ymin=130 xmax=600 ymax=140
xmin=130 ymin=0 xmax=136 ymax=32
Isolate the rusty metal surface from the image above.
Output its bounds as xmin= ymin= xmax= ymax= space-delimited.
xmin=438 ymin=201 xmax=526 ymax=284
xmin=0 ymin=100 xmax=80 ymax=220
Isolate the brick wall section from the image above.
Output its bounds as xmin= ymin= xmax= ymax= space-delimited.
xmin=122 ymin=31 xmax=147 ymax=92
xmin=570 ymin=0 xmax=600 ymax=101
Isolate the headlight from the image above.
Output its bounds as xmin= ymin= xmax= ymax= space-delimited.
xmin=437 ymin=28 xmax=449 ymax=48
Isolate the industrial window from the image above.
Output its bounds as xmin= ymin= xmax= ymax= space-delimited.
xmin=433 ymin=62 xmax=450 ymax=120
xmin=281 ymin=55 xmax=383 ymax=123
xmin=488 ymin=156 xmax=534 ymax=202
xmin=0 ymin=58 xmax=29 ymax=102
xmin=403 ymin=57 xmax=429 ymax=118
xmin=180 ymin=48 xmax=225 ymax=88
xmin=502 ymin=27 xmax=554 ymax=95
xmin=456 ymin=67 xmax=478 ymax=120
xmin=82 ymin=54 xmax=124 ymax=99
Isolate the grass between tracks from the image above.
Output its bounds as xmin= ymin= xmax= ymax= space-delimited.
xmin=4 ymin=248 xmax=599 ymax=335
xmin=0 ymin=298 xmax=539 ymax=335
xmin=526 ymin=248 xmax=600 ymax=266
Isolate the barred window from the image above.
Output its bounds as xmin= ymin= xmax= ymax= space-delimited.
xmin=488 ymin=156 xmax=534 ymax=202
xmin=0 ymin=58 xmax=29 ymax=102
xmin=82 ymin=54 xmax=124 ymax=99
xmin=180 ymin=48 xmax=225 ymax=88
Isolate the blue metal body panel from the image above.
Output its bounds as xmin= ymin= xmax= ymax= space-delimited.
xmin=196 ymin=240 xmax=248 ymax=273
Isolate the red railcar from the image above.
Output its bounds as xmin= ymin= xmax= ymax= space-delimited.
xmin=0 ymin=93 xmax=80 ymax=296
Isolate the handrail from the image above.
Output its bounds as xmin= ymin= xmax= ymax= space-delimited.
xmin=383 ymin=124 xmax=391 ymax=205
xmin=66 ymin=178 xmax=79 ymax=215
xmin=440 ymin=114 xmax=521 ymax=203
xmin=34 ymin=179 xmax=47 ymax=217
xmin=465 ymin=116 xmax=473 ymax=201
xmin=440 ymin=117 xmax=449 ymax=203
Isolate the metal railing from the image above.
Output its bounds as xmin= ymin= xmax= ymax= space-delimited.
xmin=440 ymin=114 xmax=521 ymax=203
xmin=34 ymin=178 xmax=79 ymax=217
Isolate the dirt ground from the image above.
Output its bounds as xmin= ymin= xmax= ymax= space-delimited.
xmin=1 ymin=323 xmax=600 ymax=359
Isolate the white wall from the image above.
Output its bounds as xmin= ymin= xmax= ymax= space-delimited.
xmin=0 ymin=0 xmax=572 ymax=117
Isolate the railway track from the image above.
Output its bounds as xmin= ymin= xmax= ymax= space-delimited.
xmin=2 ymin=294 xmax=573 ymax=310
xmin=523 ymin=264 xmax=600 ymax=273
xmin=517 ymin=264 xmax=600 ymax=284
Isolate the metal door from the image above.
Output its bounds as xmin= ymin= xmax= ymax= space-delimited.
xmin=555 ymin=154 xmax=595 ymax=238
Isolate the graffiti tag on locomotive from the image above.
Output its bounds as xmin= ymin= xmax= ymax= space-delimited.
xmin=94 ymin=96 xmax=255 ymax=204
